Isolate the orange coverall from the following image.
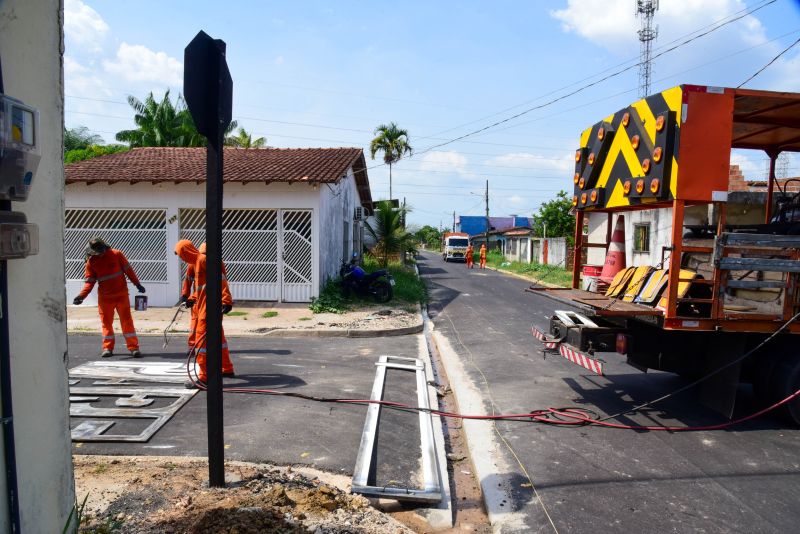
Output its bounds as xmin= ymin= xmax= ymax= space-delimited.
xmin=175 ymin=239 xmax=234 ymax=382
xmin=181 ymin=261 xmax=198 ymax=348
xmin=479 ymin=245 xmax=487 ymax=269
xmin=466 ymin=245 xmax=474 ymax=268
xmin=78 ymin=249 xmax=141 ymax=352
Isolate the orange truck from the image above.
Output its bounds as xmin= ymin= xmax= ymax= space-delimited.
xmin=529 ymin=84 xmax=800 ymax=423
xmin=441 ymin=232 xmax=470 ymax=262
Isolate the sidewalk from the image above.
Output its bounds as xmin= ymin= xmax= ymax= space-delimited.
xmin=68 ymin=301 xmax=423 ymax=337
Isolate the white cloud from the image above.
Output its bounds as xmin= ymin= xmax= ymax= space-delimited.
xmin=485 ymin=152 xmax=572 ymax=174
xmin=274 ymin=55 xmax=285 ymax=65
xmin=419 ymin=151 xmax=473 ymax=177
xmin=507 ymin=195 xmax=525 ymax=206
xmin=64 ymin=0 xmax=109 ymax=52
xmin=103 ymin=43 xmax=183 ymax=87
xmin=730 ymin=150 xmax=765 ymax=180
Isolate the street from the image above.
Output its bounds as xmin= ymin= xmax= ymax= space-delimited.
xmin=420 ymin=251 xmax=800 ymax=533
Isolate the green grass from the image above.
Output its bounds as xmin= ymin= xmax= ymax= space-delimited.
xmin=298 ymin=316 xmax=312 ymax=321
xmin=309 ymin=254 xmax=427 ymax=314
xmin=261 ymin=311 xmax=278 ymax=318
xmin=480 ymin=250 xmax=573 ymax=287
xmin=226 ymin=311 xmax=248 ymax=317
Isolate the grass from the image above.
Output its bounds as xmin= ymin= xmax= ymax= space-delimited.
xmin=298 ymin=317 xmax=312 ymax=321
xmin=226 ymin=311 xmax=248 ymax=317
xmin=480 ymin=250 xmax=573 ymax=287
xmin=308 ymin=254 xmax=428 ymax=314
xmin=262 ymin=311 xmax=278 ymax=318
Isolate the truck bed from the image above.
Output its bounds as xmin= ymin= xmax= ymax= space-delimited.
xmin=526 ymin=286 xmax=664 ymax=319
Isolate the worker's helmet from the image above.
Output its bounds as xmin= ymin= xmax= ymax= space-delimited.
xmin=87 ymin=237 xmax=110 ymax=256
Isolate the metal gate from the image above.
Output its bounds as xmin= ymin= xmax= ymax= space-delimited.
xmin=179 ymin=208 xmax=313 ymax=302
xmin=65 ymin=209 xmax=168 ymax=283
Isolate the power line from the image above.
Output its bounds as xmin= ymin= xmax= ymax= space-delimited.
xmin=737 ymin=35 xmax=800 ymax=87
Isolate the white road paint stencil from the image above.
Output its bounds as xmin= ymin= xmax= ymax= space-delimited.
xmin=69 ymin=361 xmax=196 ymax=384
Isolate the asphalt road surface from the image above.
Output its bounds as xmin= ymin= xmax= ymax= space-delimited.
xmin=420 ymin=251 xmax=800 ymax=534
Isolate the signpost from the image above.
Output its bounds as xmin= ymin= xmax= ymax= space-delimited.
xmin=183 ymin=30 xmax=232 ymax=488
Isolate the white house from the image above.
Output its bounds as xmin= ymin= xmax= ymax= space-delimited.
xmin=65 ymin=147 xmax=372 ymax=307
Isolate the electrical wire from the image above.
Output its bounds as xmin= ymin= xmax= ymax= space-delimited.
xmin=737 ymin=35 xmax=800 ymax=88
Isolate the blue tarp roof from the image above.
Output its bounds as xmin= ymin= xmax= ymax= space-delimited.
xmin=457 ymin=215 xmax=533 ymax=236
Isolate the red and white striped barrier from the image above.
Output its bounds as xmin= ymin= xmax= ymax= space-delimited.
xmin=531 ymin=326 xmax=559 ymax=350
xmin=558 ymin=344 xmax=604 ymax=375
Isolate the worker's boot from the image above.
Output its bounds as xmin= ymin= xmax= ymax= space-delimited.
xmin=101 ymin=349 xmax=113 ymax=358
xmin=184 ymin=379 xmax=206 ymax=390
xmin=131 ymin=350 xmax=142 ymax=358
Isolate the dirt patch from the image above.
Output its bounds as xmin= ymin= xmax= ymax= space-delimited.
xmin=73 ymin=455 xmax=413 ymax=533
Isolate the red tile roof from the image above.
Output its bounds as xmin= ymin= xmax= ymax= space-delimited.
xmin=66 ymin=147 xmax=372 ymax=204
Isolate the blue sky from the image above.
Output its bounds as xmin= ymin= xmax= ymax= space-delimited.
xmin=65 ymin=0 xmax=800 ymax=229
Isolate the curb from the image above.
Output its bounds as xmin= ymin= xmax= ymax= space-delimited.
xmin=485 ymin=265 xmax=565 ymax=288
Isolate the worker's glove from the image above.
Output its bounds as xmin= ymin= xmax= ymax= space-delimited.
xmin=222 ymin=304 xmax=233 ymax=315
xmin=72 ymin=296 xmax=84 ymax=305
xmin=185 ymin=298 xmax=195 ymax=309
xmin=136 ymin=284 xmax=146 ymax=293
xmin=176 ymin=295 xmax=188 ymax=307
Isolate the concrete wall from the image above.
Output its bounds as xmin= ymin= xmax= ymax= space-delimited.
xmin=0 ymin=0 xmax=76 ymax=531
xmin=66 ymin=181 xmax=322 ymax=305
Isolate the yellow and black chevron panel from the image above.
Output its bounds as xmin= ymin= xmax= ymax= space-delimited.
xmin=573 ymin=86 xmax=683 ymax=210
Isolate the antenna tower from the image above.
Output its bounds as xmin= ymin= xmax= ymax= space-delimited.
xmin=636 ymin=0 xmax=659 ymax=98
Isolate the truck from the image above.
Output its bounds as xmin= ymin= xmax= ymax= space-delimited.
xmin=442 ymin=232 xmax=470 ymax=262
xmin=529 ymin=84 xmax=800 ymax=424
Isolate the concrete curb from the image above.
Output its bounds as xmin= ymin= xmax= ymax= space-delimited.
xmin=485 ymin=265 xmax=565 ymax=288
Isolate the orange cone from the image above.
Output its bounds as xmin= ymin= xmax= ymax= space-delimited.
xmin=599 ymin=215 xmax=626 ymax=283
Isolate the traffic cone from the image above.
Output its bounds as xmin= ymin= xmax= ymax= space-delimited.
xmin=599 ymin=215 xmax=626 ymax=283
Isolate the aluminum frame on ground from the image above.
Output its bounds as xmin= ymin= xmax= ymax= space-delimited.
xmin=352 ymin=355 xmax=442 ymax=503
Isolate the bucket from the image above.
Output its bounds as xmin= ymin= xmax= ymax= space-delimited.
xmin=581 ymin=265 xmax=603 ymax=292
xmin=134 ymin=295 xmax=148 ymax=311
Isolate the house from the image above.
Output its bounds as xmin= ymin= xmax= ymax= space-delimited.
xmin=65 ymin=147 xmax=372 ymax=307
xmin=455 ymin=215 xmax=533 ymax=236
xmin=502 ymin=228 xmax=568 ymax=267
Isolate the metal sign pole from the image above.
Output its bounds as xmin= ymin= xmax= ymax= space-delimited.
xmin=184 ymin=30 xmax=233 ymax=489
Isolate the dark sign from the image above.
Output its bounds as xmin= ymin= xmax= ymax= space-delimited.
xmin=184 ymin=31 xmax=233 ymax=142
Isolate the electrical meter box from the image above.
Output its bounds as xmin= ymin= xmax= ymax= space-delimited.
xmin=0 ymin=95 xmax=40 ymax=201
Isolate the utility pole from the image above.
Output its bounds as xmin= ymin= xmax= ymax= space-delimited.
xmin=636 ymin=0 xmax=659 ymax=98
xmin=484 ymin=179 xmax=490 ymax=248
xmin=453 ymin=211 xmax=456 ymax=233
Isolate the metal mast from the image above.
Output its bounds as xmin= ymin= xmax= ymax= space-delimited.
xmin=636 ymin=0 xmax=659 ymax=98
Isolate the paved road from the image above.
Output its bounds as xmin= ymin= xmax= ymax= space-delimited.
xmin=68 ymin=334 xmax=426 ymax=488
xmin=420 ymin=251 xmax=800 ymax=533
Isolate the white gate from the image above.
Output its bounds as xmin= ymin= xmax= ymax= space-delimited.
xmin=65 ymin=208 xmax=168 ymax=287
xmin=179 ymin=208 xmax=313 ymax=302
xmin=281 ymin=210 xmax=313 ymax=302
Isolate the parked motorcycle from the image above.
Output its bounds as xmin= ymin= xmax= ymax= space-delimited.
xmin=339 ymin=261 xmax=395 ymax=303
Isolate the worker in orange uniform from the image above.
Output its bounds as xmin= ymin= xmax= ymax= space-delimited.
xmin=465 ymin=243 xmax=474 ymax=269
xmin=72 ymin=237 xmax=145 ymax=358
xmin=479 ymin=243 xmax=487 ymax=269
xmin=174 ymin=239 xmax=235 ymax=389
xmin=179 ymin=241 xmax=199 ymax=349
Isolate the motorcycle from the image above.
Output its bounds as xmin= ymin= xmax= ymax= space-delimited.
xmin=339 ymin=261 xmax=395 ymax=303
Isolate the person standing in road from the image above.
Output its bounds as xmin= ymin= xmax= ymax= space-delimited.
xmin=465 ymin=242 xmax=474 ymax=268
xmin=72 ymin=237 xmax=145 ymax=358
xmin=479 ymin=243 xmax=487 ymax=269
xmin=175 ymin=239 xmax=236 ymax=388
xmin=179 ymin=240 xmax=199 ymax=349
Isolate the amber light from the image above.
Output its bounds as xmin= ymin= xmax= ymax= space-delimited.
xmin=631 ymin=135 xmax=640 ymax=150
xmin=574 ymin=172 xmax=580 ymax=184
xmin=597 ymin=127 xmax=605 ymax=140
xmin=578 ymin=177 xmax=586 ymax=189
xmin=642 ymin=158 xmax=651 ymax=173
xmin=636 ymin=179 xmax=645 ymax=194
xmin=580 ymin=193 xmax=588 ymax=204
xmin=590 ymin=190 xmax=598 ymax=202
xmin=575 ymin=150 xmax=582 ymax=162
xmin=572 ymin=195 xmax=578 ymax=206
xmin=650 ymin=179 xmax=660 ymax=193
xmin=653 ymin=146 xmax=663 ymax=163
xmin=656 ymin=115 xmax=665 ymax=132
xmin=623 ymin=180 xmax=631 ymax=195
xmin=622 ymin=112 xmax=630 ymax=127
xmin=588 ymin=152 xmax=595 ymax=165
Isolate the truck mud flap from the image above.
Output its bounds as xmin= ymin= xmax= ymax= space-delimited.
xmin=531 ymin=325 xmax=560 ymax=350
xmin=558 ymin=344 xmax=604 ymax=375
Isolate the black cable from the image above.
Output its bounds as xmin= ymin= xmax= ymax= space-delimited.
xmin=737 ymin=36 xmax=800 ymax=88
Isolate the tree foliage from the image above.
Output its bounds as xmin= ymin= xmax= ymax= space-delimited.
xmin=369 ymin=122 xmax=412 ymax=199
xmin=64 ymin=126 xmax=104 ymax=151
xmin=115 ymin=91 xmax=238 ymax=147
xmin=65 ymin=145 xmax=129 ymax=164
xmin=365 ymin=200 xmax=417 ymax=267
xmin=532 ymin=191 xmax=575 ymax=240
xmin=225 ymin=127 xmax=267 ymax=148
xmin=413 ymin=225 xmax=443 ymax=248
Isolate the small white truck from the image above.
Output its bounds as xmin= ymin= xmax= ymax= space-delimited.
xmin=442 ymin=233 xmax=470 ymax=262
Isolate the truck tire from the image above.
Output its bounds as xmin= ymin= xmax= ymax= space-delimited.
xmin=770 ymin=353 xmax=800 ymax=425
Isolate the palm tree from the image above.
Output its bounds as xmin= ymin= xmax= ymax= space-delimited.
xmin=365 ymin=200 xmax=416 ymax=267
xmin=369 ymin=122 xmax=412 ymax=200
xmin=225 ymin=127 xmax=267 ymax=148
xmin=64 ymin=126 xmax=104 ymax=151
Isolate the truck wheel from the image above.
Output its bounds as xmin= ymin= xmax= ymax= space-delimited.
xmin=770 ymin=353 xmax=800 ymax=425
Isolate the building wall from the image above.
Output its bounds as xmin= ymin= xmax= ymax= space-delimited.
xmin=318 ymin=168 xmax=362 ymax=284
xmin=0 ymin=0 xmax=76 ymax=531
xmin=65 ymin=181 xmax=322 ymax=306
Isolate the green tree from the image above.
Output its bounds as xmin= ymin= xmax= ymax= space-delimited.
xmin=366 ymin=200 xmax=417 ymax=267
xmin=115 ymin=90 xmax=237 ymax=147
xmin=369 ymin=122 xmax=412 ymax=200
xmin=532 ymin=190 xmax=575 ymax=240
xmin=413 ymin=225 xmax=443 ymax=249
xmin=65 ymin=145 xmax=129 ymax=164
xmin=226 ymin=127 xmax=267 ymax=148
xmin=64 ymin=126 xmax=103 ymax=151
